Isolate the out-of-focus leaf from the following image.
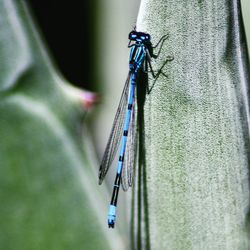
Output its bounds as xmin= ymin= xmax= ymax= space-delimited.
xmin=0 ymin=1 xmax=125 ymax=249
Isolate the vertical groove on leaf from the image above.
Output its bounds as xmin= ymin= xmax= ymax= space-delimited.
xmin=134 ymin=0 xmax=250 ymax=249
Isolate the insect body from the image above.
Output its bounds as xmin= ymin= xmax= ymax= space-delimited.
xmin=99 ymin=29 xmax=168 ymax=228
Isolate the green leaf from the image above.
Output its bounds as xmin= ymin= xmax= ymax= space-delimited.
xmin=133 ymin=0 xmax=250 ymax=249
xmin=0 ymin=1 xmax=124 ymax=249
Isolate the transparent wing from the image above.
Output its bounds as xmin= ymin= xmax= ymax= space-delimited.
xmin=98 ymin=72 xmax=132 ymax=184
xmin=121 ymin=100 xmax=137 ymax=191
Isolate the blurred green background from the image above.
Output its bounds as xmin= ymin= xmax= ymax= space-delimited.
xmin=0 ymin=1 xmax=249 ymax=249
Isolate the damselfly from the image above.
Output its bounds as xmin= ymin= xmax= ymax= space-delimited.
xmin=99 ymin=29 xmax=170 ymax=228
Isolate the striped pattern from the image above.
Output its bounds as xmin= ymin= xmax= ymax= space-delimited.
xmin=108 ymin=45 xmax=147 ymax=228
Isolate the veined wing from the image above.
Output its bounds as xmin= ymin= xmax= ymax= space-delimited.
xmin=99 ymin=72 xmax=132 ymax=184
xmin=121 ymin=100 xmax=137 ymax=191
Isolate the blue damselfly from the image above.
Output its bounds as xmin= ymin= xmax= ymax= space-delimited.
xmin=99 ymin=29 xmax=170 ymax=228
